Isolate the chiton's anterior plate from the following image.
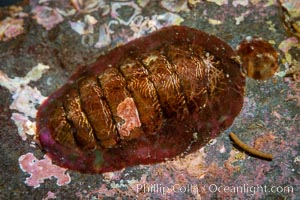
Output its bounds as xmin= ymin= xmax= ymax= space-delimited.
xmin=37 ymin=26 xmax=246 ymax=173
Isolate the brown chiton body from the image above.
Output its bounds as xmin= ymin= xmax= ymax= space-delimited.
xmin=37 ymin=26 xmax=245 ymax=173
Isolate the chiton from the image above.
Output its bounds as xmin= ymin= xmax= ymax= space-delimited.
xmin=36 ymin=26 xmax=278 ymax=173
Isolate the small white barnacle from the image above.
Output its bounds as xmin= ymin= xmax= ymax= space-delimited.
xmin=207 ymin=139 xmax=217 ymax=146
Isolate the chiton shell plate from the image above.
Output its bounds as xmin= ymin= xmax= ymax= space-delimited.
xmin=37 ymin=26 xmax=245 ymax=173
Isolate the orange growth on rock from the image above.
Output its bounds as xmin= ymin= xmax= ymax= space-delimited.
xmin=117 ymin=97 xmax=141 ymax=138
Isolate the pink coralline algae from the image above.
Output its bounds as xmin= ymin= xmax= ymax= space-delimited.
xmin=0 ymin=17 xmax=24 ymax=41
xmin=32 ymin=6 xmax=64 ymax=31
xmin=94 ymin=23 xmax=111 ymax=48
xmin=69 ymin=14 xmax=97 ymax=35
xmin=160 ymin=0 xmax=190 ymax=13
xmin=116 ymin=97 xmax=141 ymax=138
xmin=232 ymin=0 xmax=249 ymax=7
xmin=11 ymin=113 xmax=36 ymax=141
xmin=42 ymin=191 xmax=57 ymax=200
xmin=18 ymin=152 xmax=71 ymax=188
xmin=0 ymin=64 xmax=48 ymax=140
xmin=10 ymin=85 xmax=45 ymax=118
xmin=278 ymin=37 xmax=299 ymax=53
xmin=70 ymin=0 xmax=107 ymax=14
